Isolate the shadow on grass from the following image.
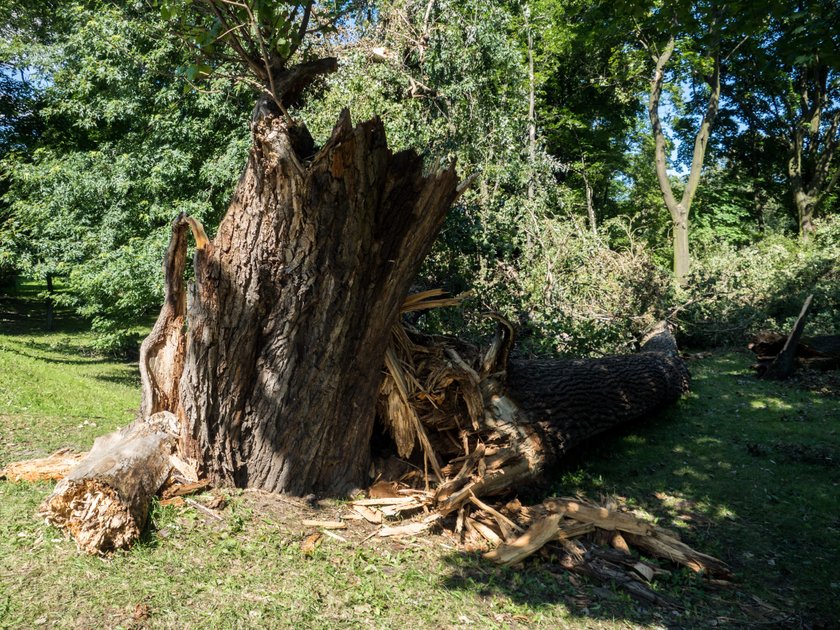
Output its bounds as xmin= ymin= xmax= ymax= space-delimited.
xmin=5 ymin=344 xmax=111 ymax=365
xmin=436 ymin=351 xmax=840 ymax=627
xmin=93 ymin=369 xmax=141 ymax=388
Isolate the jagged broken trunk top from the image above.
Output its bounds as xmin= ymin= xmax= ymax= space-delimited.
xmin=140 ymin=110 xmax=459 ymax=495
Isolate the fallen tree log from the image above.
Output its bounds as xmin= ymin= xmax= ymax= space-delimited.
xmin=38 ymin=412 xmax=180 ymax=554
xmin=378 ymin=317 xmax=690 ymax=514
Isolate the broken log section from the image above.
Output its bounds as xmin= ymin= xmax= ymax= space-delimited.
xmin=37 ymin=412 xmax=184 ymax=554
xmin=379 ymin=318 xmax=690 ymax=517
xmin=750 ymin=308 xmax=840 ymax=378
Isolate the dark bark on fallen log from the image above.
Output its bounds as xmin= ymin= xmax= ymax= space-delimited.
xmin=380 ymin=320 xmax=690 ymax=514
xmin=750 ymin=318 xmax=840 ymax=376
xmin=38 ymin=413 xmax=178 ymax=554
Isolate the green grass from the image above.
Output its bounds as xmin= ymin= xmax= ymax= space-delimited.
xmin=1 ymin=284 xmax=839 ymax=628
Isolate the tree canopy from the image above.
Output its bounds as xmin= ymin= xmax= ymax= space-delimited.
xmin=1 ymin=0 xmax=838 ymax=353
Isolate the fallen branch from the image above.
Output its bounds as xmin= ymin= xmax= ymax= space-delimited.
xmin=1 ymin=448 xmax=87 ymax=482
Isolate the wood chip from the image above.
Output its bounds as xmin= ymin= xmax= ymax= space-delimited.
xmin=352 ymin=497 xmax=416 ymax=506
xmin=378 ymin=522 xmax=430 ymax=537
xmin=160 ymin=479 xmax=211 ymax=500
xmin=159 ymin=496 xmax=185 ymax=507
xmin=322 ymin=529 xmax=348 ymax=543
xmin=301 ymin=520 xmax=346 ymax=530
xmin=353 ymin=505 xmax=383 ymax=524
xmin=300 ymin=532 xmax=323 ymax=555
xmin=632 ymin=561 xmax=655 ymax=582
xmin=168 ymin=454 xmax=200 ymax=483
xmin=184 ymin=497 xmax=223 ymax=522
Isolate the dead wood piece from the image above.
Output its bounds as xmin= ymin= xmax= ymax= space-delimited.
xmin=302 ymin=520 xmax=346 ymax=530
xmin=484 ymin=513 xmax=562 ymax=565
xmin=624 ymin=532 xmax=732 ymax=579
xmin=760 ymin=294 xmax=813 ymax=380
xmin=582 ymin=558 xmax=678 ymax=608
xmin=466 ymin=517 xmax=503 ymax=545
xmin=353 ymin=505 xmax=383 ymax=524
xmin=353 ymin=496 xmax=418 ymax=507
xmin=184 ymin=497 xmax=224 ymax=522
xmin=379 ymin=514 xmax=441 ymax=537
xmin=469 ymin=493 xmax=524 ymax=542
xmin=555 ymin=521 xmax=596 ymax=540
xmin=545 ymin=498 xmax=656 ymax=536
xmin=160 ymin=479 xmax=211 ymax=500
xmin=39 ymin=418 xmax=176 ymax=554
xmin=750 ymin=331 xmax=840 ymax=360
xmin=2 ymin=448 xmax=87 ymax=482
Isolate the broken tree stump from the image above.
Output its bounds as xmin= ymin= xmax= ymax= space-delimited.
xmin=38 ymin=412 xmax=179 ymax=554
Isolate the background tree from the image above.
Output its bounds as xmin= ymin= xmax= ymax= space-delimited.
xmin=0 ymin=1 xmax=251 ymax=348
xmin=726 ymin=0 xmax=840 ymax=239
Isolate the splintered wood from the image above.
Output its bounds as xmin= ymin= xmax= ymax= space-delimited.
xmin=1 ymin=448 xmax=87 ymax=482
xmin=476 ymin=496 xmax=732 ymax=605
xmin=486 ymin=497 xmax=731 ymax=577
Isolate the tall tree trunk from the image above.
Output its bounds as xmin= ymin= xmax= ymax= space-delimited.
xmin=672 ymin=211 xmax=690 ymax=281
xmin=787 ymin=62 xmax=840 ymax=241
xmin=647 ymin=36 xmax=720 ymax=283
xmin=144 ymin=109 xmax=460 ymax=495
xmin=526 ymin=7 xmax=536 ymax=204
xmin=793 ymin=188 xmax=816 ymax=240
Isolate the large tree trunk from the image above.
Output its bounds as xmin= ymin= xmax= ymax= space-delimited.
xmin=381 ymin=320 xmax=690 ymax=515
xmin=147 ymin=109 xmax=459 ymax=495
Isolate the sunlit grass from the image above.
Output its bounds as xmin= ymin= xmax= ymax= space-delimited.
xmin=2 ymin=285 xmax=839 ymax=627
xmin=555 ymin=350 xmax=840 ymax=624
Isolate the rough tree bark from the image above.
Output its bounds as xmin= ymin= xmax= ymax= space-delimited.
xmin=787 ymin=61 xmax=840 ymax=241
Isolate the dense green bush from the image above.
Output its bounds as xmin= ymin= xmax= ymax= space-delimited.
xmin=678 ymin=216 xmax=840 ymax=347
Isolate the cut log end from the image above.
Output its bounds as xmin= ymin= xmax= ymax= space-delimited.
xmin=39 ymin=479 xmax=141 ymax=555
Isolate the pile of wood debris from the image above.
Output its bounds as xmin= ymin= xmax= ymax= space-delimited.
xmin=343 ymin=489 xmax=731 ymax=606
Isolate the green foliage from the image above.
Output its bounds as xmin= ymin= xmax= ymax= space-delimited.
xmin=0 ymin=1 xmax=250 ymax=352
xmin=678 ymin=216 xmax=840 ymax=347
xmin=1 ymin=0 xmax=838 ymax=355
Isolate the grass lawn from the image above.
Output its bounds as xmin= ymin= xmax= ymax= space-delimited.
xmin=1 ymin=284 xmax=838 ymax=628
